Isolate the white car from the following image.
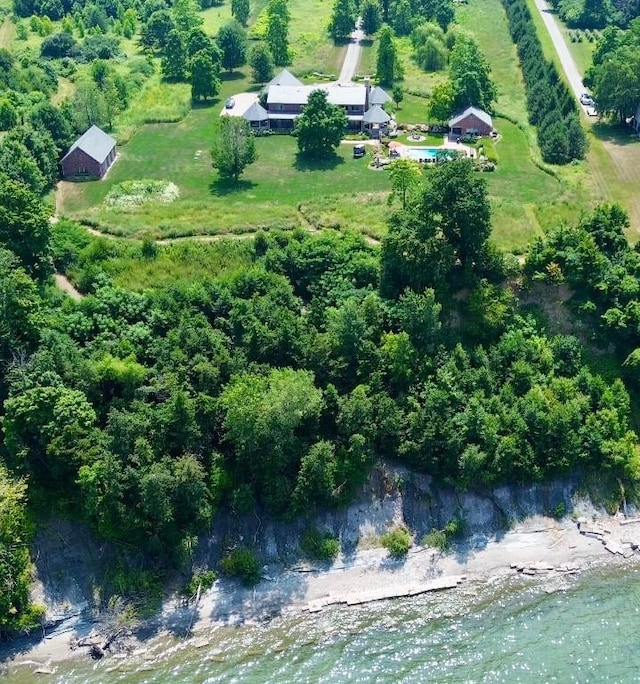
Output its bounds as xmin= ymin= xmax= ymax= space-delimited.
xmin=580 ymin=93 xmax=594 ymax=106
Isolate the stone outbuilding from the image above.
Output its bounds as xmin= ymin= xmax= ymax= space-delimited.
xmin=60 ymin=125 xmax=117 ymax=180
xmin=449 ymin=106 xmax=493 ymax=136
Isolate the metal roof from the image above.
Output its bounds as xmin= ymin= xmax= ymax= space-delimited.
xmin=369 ymin=86 xmax=392 ymax=105
xmin=267 ymin=84 xmax=366 ymax=107
xmin=267 ymin=68 xmax=303 ymax=88
xmin=242 ymin=102 xmax=269 ymax=121
xmin=363 ymin=105 xmax=391 ymax=124
xmin=449 ymin=106 xmax=493 ymax=128
xmin=62 ymin=125 xmax=116 ymax=164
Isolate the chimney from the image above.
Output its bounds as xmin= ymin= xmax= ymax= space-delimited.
xmin=364 ymin=76 xmax=371 ymax=111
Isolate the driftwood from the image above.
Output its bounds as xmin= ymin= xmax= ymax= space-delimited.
xmin=75 ymin=627 xmax=127 ymax=660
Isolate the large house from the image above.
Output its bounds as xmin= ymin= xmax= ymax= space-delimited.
xmin=241 ymin=70 xmax=392 ymax=137
xmin=448 ymin=106 xmax=493 ymax=137
xmin=61 ymin=125 xmax=117 ymax=180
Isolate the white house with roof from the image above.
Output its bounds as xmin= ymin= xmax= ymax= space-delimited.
xmin=264 ymin=73 xmax=391 ymax=135
xmin=224 ymin=71 xmax=392 ymax=137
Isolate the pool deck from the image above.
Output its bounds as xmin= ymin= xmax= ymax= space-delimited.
xmin=389 ymin=135 xmax=475 ymax=161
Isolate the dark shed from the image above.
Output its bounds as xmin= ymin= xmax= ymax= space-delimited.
xmin=60 ymin=125 xmax=117 ymax=180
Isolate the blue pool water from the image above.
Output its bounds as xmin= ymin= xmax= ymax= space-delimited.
xmin=403 ymin=147 xmax=457 ymax=162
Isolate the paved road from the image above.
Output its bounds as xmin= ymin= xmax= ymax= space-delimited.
xmin=532 ymin=0 xmax=585 ymax=100
xmin=338 ymin=20 xmax=364 ymax=84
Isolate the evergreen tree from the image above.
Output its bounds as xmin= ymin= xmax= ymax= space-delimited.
xmin=376 ymin=24 xmax=397 ymax=87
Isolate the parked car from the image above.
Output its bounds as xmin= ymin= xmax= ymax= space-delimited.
xmin=225 ymin=97 xmax=235 ymax=109
xmin=580 ymin=93 xmax=594 ymax=106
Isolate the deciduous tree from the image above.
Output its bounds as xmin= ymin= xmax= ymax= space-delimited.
xmin=0 ymin=175 xmax=52 ymax=280
xmin=361 ymin=0 xmax=382 ymax=35
xmin=190 ymin=49 xmax=221 ymax=100
xmin=211 ymin=116 xmax=257 ymax=181
xmin=217 ymin=21 xmax=247 ymax=71
xmin=231 ymin=0 xmax=250 ymax=25
xmin=266 ymin=0 xmax=290 ymax=66
xmin=388 ymin=158 xmax=422 ymax=209
xmin=328 ymin=0 xmax=356 ymax=41
xmin=249 ymin=43 xmax=274 ymax=82
xmin=295 ymin=88 xmax=348 ymax=158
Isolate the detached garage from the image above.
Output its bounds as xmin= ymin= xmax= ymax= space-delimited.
xmin=61 ymin=125 xmax=117 ymax=180
xmin=449 ymin=106 xmax=493 ymax=137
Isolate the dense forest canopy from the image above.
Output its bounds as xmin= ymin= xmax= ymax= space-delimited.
xmin=1 ymin=157 xmax=640 ymax=634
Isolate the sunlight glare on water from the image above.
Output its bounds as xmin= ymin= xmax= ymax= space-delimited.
xmin=6 ymin=565 xmax=640 ymax=683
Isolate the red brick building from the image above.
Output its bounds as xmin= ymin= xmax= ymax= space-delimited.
xmin=449 ymin=107 xmax=493 ymax=136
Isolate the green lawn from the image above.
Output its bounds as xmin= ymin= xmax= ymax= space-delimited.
xmin=456 ymin=0 xmax=530 ymax=132
xmin=60 ymin=110 xmax=392 ymax=239
xmin=484 ymin=118 xmax=561 ymax=252
xmin=288 ymin=0 xmax=342 ymax=75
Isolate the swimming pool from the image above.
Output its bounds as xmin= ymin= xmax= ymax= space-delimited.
xmin=404 ymin=146 xmax=442 ymax=161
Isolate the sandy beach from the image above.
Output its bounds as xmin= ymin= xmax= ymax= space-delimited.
xmin=4 ymin=505 xmax=640 ymax=675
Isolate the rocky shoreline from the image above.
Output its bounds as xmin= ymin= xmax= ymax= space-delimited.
xmin=2 ymin=470 xmax=638 ymax=676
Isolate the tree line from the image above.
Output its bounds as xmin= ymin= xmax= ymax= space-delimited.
xmin=503 ymin=0 xmax=588 ymax=164
xmin=585 ymin=19 xmax=640 ymax=123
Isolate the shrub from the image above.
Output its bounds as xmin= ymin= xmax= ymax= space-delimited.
xmin=219 ymin=547 xmax=261 ymax=586
xmin=422 ymin=515 xmax=465 ymax=552
xmin=41 ymin=32 xmax=77 ymax=58
xmin=422 ymin=528 xmax=449 ymax=551
xmin=300 ymin=529 xmax=340 ymax=561
xmin=184 ymin=569 xmax=217 ymax=597
xmin=381 ymin=525 xmax=412 ymax=558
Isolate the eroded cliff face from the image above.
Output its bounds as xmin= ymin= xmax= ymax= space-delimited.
xmin=194 ymin=464 xmax=585 ymax=568
xmin=28 ymin=465 xmax=586 ymax=625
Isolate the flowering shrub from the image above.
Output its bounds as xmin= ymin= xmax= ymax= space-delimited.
xmin=105 ymin=180 xmax=179 ymax=208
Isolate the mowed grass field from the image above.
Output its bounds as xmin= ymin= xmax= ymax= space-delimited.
xmin=53 ymin=0 xmax=640 ymax=251
xmin=59 ymin=107 xmax=392 ymax=239
xmin=525 ymin=0 xmax=640 ymax=241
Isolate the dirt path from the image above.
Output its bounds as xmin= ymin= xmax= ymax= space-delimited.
xmin=54 ymin=274 xmax=83 ymax=300
xmin=0 ymin=17 xmax=14 ymax=50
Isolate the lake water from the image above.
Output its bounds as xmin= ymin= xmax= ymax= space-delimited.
xmin=5 ymin=563 xmax=640 ymax=683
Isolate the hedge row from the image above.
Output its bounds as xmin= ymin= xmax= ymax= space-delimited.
xmin=502 ymin=0 xmax=587 ymax=164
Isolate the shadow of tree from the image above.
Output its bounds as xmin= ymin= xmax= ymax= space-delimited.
xmin=192 ymin=99 xmax=218 ymax=110
xmin=590 ymin=122 xmax=640 ymax=146
xmin=209 ymin=177 xmax=257 ymax=195
xmin=294 ymin=153 xmax=345 ymax=172
xmin=221 ymin=71 xmax=248 ymax=82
